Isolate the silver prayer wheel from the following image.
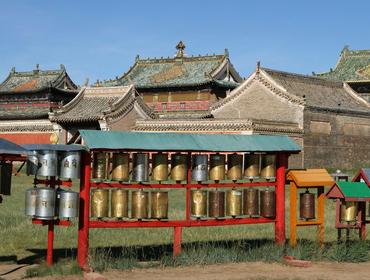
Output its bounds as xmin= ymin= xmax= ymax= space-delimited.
xmin=260 ymin=154 xmax=276 ymax=179
xmin=57 ymin=189 xmax=79 ymax=218
xmin=111 ymin=153 xmax=129 ymax=181
xmin=227 ymin=154 xmax=243 ymax=181
xmin=26 ymin=150 xmax=39 ymax=176
xmin=131 ymin=190 xmax=149 ymax=219
xmin=111 ymin=189 xmax=129 ymax=218
xmin=152 ymin=153 xmax=168 ymax=182
xmin=260 ymin=189 xmax=276 ymax=218
xmin=191 ymin=154 xmax=208 ymax=182
xmin=151 ymin=191 xmax=169 ymax=219
xmin=244 ymin=154 xmax=260 ymax=179
xmin=243 ymin=188 xmax=259 ymax=217
xmin=37 ymin=150 xmax=58 ymax=177
xmin=25 ymin=188 xmax=38 ymax=216
xmin=91 ymin=189 xmax=109 ymax=218
xmin=34 ymin=187 xmax=56 ymax=220
xmin=170 ymin=153 xmax=188 ymax=181
xmin=59 ymin=151 xmax=81 ymax=179
xmin=132 ymin=153 xmax=149 ymax=182
xmin=92 ymin=152 xmax=107 ymax=180
xmin=191 ymin=190 xmax=207 ymax=218
xmin=226 ymin=189 xmax=242 ymax=217
xmin=209 ymin=154 xmax=225 ymax=181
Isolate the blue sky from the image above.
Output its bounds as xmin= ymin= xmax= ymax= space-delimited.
xmin=1 ymin=0 xmax=369 ymax=85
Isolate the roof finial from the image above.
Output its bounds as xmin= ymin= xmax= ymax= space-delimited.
xmin=256 ymin=61 xmax=261 ymax=72
xmin=176 ymin=40 xmax=185 ymax=57
xmin=224 ymin=48 xmax=229 ymax=58
xmin=60 ymin=64 xmax=65 ymax=70
xmin=11 ymin=67 xmax=15 ymax=73
xmin=135 ymin=55 xmax=140 ymax=62
xmin=36 ymin=64 xmax=39 ymax=71
xmin=84 ymin=78 xmax=89 ymax=87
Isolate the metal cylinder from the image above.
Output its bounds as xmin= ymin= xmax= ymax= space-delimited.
xmin=260 ymin=189 xmax=276 ymax=218
xmin=111 ymin=153 xmax=129 ymax=181
xmin=227 ymin=154 xmax=243 ymax=181
xmin=93 ymin=152 xmax=107 ymax=180
xmin=132 ymin=153 xmax=149 ymax=182
xmin=243 ymin=188 xmax=259 ymax=217
xmin=208 ymin=190 xmax=225 ymax=218
xmin=191 ymin=154 xmax=208 ymax=182
xmin=260 ymin=154 xmax=276 ymax=179
xmin=152 ymin=153 xmax=168 ymax=181
xmin=57 ymin=189 xmax=79 ymax=218
xmin=26 ymin=151 xmax=39 ymax=176
xmin=34 ymin=187 xmax=56 ymax=220
xmin=209 ymin=154 xmax=225 ymax=181
xmin=244 ymin=154 xmax=260 ymax=179
xmin=340 ymin=201 xmax=358 ymax=222
xmin=91 ymin=189 xmax=109 ymax=218
xmin=37 ymin=150 xmax=58 ymax=177
xmin=25 ymin=188 xmax=38 ymax=216
xmin=191 ymin=190 xmax=207 ymax=217
xmin=170 ymin=153 xmax=188 ymax=181
xmin=299 ymin=191 xmax=315 ymax=220
xmin=59 ymin=151 xmax=81 ymax=179
xmin=131 ymin=190 xmax=149 ymax=219
xmin=226 ymin=189 xmax=242 ymax=217
xmin=151 ymin=191 xmax=168 ymax=219
xmin=111 ymin=189 xmax=129 ymax=218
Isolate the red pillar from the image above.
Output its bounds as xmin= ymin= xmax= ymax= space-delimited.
xmin=173 ymin=226 xmax=182 ymax=257
xmin=46 ymin=222 xmax=54 ymax=265
xmin=275 ymin=153 xmax=287 ymax=244
xmin=359 ymin=202 xmax=366 ymax=240
xmin=77 ymin=152 xmax=91 ymax=270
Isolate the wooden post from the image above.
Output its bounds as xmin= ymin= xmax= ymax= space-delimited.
xmin=359 ymin=202 xmax=366 ymax=240
xmin=275 ymin=152 xmax=287 ymax=245
xmin=289 ymin=181 xmax=297 ymax=247
xmin=317 ymin=187 xmax=325 ymax=246
xmin=173 ymin=226 xmax=182 ymax=256
xmin=46 ymin=222 xmax=54 ymax=265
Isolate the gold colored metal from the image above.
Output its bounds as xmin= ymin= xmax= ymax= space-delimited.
xmin=226 ymin=189 xmax=242 ymax=217
xmin=243 ymin=188 xmax=259 ymax=216
xmin=91 ymin=189 xmax=109 ymax=218
xmin=244 ymin=154 xmax=260 ymax=178
xmin=151 ymin=191 xmax=169 ymax=219
xmin=209 ymin=154 xmax=225 ymax=181
xmin=299 ymin=191 xmax=315 ymax=220
xmin=152 ymin=153 xmax=169 ymax=181
xmin=260 ymin=189 xmax=276 ymax=218
xmin=227 ymin=154 xmax=243 ymax=181
xmin=111 ymin=153 xmax=129 ymax=181
xmin=131 ymin=190 xmax=149 ymax=219
xmin=208 ymin=190 xmax=225 ymax=218
xmin=260 ymin=154 xmax=276 ymax=179
xmin=93 ymin=152 xmax=107 ymax=180
xmin=191 ymin=190 xmax=207 ymax=218
xmin=170 ymin=153 xmax=188 ymax=181
xmin=110 ymin=189 xmax=128 ymax=218
xmin=340 ymin=201 xmax=358 ymax=222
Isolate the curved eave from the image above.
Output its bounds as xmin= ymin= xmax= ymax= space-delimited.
xmin=49 ymin=87 xmax=86 ymax=119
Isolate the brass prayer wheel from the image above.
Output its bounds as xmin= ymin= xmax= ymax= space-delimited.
xmin=260 ymin=154 xmax=276 ymax=179
xmin=152 ymin=153 xmax=169 ymax=181
xmin=111 ymin=153 xmax=129 ymax=181
xmin=243 ymin=188 xmax=259 ymax=217
xmin=170 ymin=153 xmax=188 ymax=181
xmin=191 ymin=190 xmax=207 ymax=218
xmin=260 ymin=189 xmax=276 ymax=218
xmin=93 ymin=152 xmax=107 ymax=180
xmin=131 ymin=190 xmax=149 ymax=219
xmin=227 ymin=154 xmax=243 ymax=181
xmin=244 ymin=154 xmax=260 ymax=179
xmin=151 ymin=191 xmax=168 ymax=219
xmin=208 ymin=190 xmax=225 ymax=218
xmin=91 ymin=189 xmax=109 ymax=218
xmin=110 ymin=189 xmax=128 ymax=218
xmin=340 ymin=201 xmax=358 ymax=222
xmin=299 ymin=191 xmax=315 ymax=220
xmin=209 ymin=154 xmax=225 ymax=181
xmin=226 ymin=189 xmax=242 ymax=217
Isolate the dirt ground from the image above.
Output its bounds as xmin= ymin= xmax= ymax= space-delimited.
xmin=3 ymin=261 xmax=369 ymax=280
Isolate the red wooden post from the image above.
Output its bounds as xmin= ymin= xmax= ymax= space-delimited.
xmin=359 ymin=202 xmax=366 ymax=240
xmin=186 ymin=152 xmax=191 ymax=222
xmin=77 ymin=152 xmax=91 ymax=270
xmin=46 ymin=222 xmax=54 ymax=265
xmin=173 ymin=226 xmax=182 ymax=256
xmin=275 ymin=153 xmax=287 ymax=245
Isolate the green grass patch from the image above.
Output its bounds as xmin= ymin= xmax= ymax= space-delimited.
xmin=25 ymin=259 xmax=82 ymax=278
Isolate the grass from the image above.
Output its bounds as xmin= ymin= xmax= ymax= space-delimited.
xmin=25 ymin=259 xmax=82 ymax=278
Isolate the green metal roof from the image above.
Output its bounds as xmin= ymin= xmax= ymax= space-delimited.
xmin=337 ymin=182 xmax=370 ymax=198
xmin=79 ymin=130 xmax=301 ymax=152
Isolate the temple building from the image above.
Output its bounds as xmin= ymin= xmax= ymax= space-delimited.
xmin=315 ymin=47 xmax=370 ymax=102
xmin=0 ymin=65 xmax=78 ymax=144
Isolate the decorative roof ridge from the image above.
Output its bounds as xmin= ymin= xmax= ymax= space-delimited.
xmin=0 ymin=86 xmax=77 ymax=95
xmin=136 ymin=118 xmax=253 ymax=124
xmin=49 ymin=87 xmax=86 ymax=118
xmin=136 ymin=53 xmax=225 ymax=64
xmin=342 ymin=83 xmax=370 ymax=107
xmin=306 ymin=105 xmax=370 ymax=116
xmin=210 ymin=57 xmax=243 ymax=83
xmin=84 ymin=85 xmax=132 ymax=97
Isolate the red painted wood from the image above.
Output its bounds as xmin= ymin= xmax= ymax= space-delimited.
xmin=0 ymin=133 xmax=52 ymax=145
xmin=34 ymin=179 xmax=73 ymax=187
xmin=275 ymin=153 xmax=287 ymax=245
xmin=173 ymin=227 xmax=182 ymax=256
xmin=32 ymin=219 xmax=71 ymax=226
xmin=47 ymin=222 xmax=54 ymax=266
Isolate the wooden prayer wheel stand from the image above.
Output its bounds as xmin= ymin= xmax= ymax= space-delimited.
xmin=287 ymin=169 xmax=334 ymax=247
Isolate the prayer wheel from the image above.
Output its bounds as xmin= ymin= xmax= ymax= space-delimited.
xmin=152 ymin=153 xmax=168 ymax=181
xmin=132 ymin=153 xmax=149 ymax=182
xmin=34 ymin=187 xmax=56 ymax=220
xmin=25 ymin=188 xmax=38 ymax=216
xmin=208 ymin=190 xmax=225 ymax=218
xmin=244 ymin=154 xmax=260 ymax=179
xmin=260 ymin=154 xmax=276 ymax=179
xmin=59 ymin=151 xmax=81 ymax=179
xmin=111 ymin=153 xmax=129 ymax=181
xmin=209 ymin=154 xmax=225 ymax=181
xmin=226 ymin=189 xmax=242 ymax=217
xmin=26 ymin=150 xmax=39 ymax=175
xmin=227 ymin=154 xmax=243 ymax=181
xmin=57 ymin=189 xmax=79 ymax=218
xmin=191 ymin=154 xmax=208 ymax=182
xmin=38 ymin=150 xmax=58 ymax=177
xmin=111 ymin=189 xmax=129 ymax=218
xmin=191 ymin=190 xmax=207 ymax=217
xmin=170 ymin=153 xmax=187 ymax=181
xmin=243 ymin=188 xmax=259 ymax=217
xmin=93 ymin=152 xmax=107 ymax=180
xmin=260 ymin=189 xmax=276 ymax=218
xmin=151 ymin=191 xmax=168 ymax=219
xmin=91 ymin=189 xmax=109 ymax=218
xmin=299 ymin=191 xmax=315 ymax=220
xmin=340 ymin=201 xmax=358 ymax=222
xmin=131 ymin=190 xmax=149 ymax=219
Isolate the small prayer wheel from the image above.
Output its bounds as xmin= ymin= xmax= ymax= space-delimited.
xmin=260 ymin=154 xmax=276 ymax=179
xmin=243 ymin=188 xmax=259 ymax=217
xmin=191 ymin=155 xmax=208 ymax=182
xmin=132 ymin=153 xmax=149 ymax=182
xmin=227 ymin=154 xmax=243 ymax=181
xmin=299 ymin=190 xmax=315 ymax=220
xmin=131 ymin=190 xmax=149 ymax=219
xmin=340 ymin=201 xmax=358 ymax=222
xmin=260 ymin=189 xmax=276 ymax=218
xmin=209 ymin=154 xmax=225 ymax=181
xmin=170 ymin=153 xmax=188 ymax=181
xmin=110 ymin=189 xmax=129 ymax=218
xmin=91 ymin=189 xmax=109 ymax=218
xmin=152 ymin=153 xmax=168 ymax=181
xmin=226 ymin=189 xmax=242 ymax=217
xmin=151 ymin=191 xmax=168 ymax=219
xmin=191 ymin=190 xmax=207 ymax=218
xmin=244 ymin=154 xmax=260 ymax=179
xmin=208 ymin=190 xmax=225 ymax=218
xmin=111 ymin=153 xmax=129 ymax=181
xmin=93 ymin=152 xmax=107 ymax=180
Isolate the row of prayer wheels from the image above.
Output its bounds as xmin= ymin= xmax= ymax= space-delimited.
xmin=92 ymin=152 xmax=276 ymax=182
xmin=90 ymin=189 xmax=168 ymax=219
xmin=191 ymin=188 xmax=276 ymax=218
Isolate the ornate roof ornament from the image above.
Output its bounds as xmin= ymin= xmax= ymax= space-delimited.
xmin=176 ymin=41 xmax=185 ymax=58
xmin=60 ymin=64 xmax=65 ymax=70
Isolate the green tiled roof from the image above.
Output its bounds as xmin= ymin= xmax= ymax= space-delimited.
xmin=337 ymin=182 xmax=370 ymax=198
